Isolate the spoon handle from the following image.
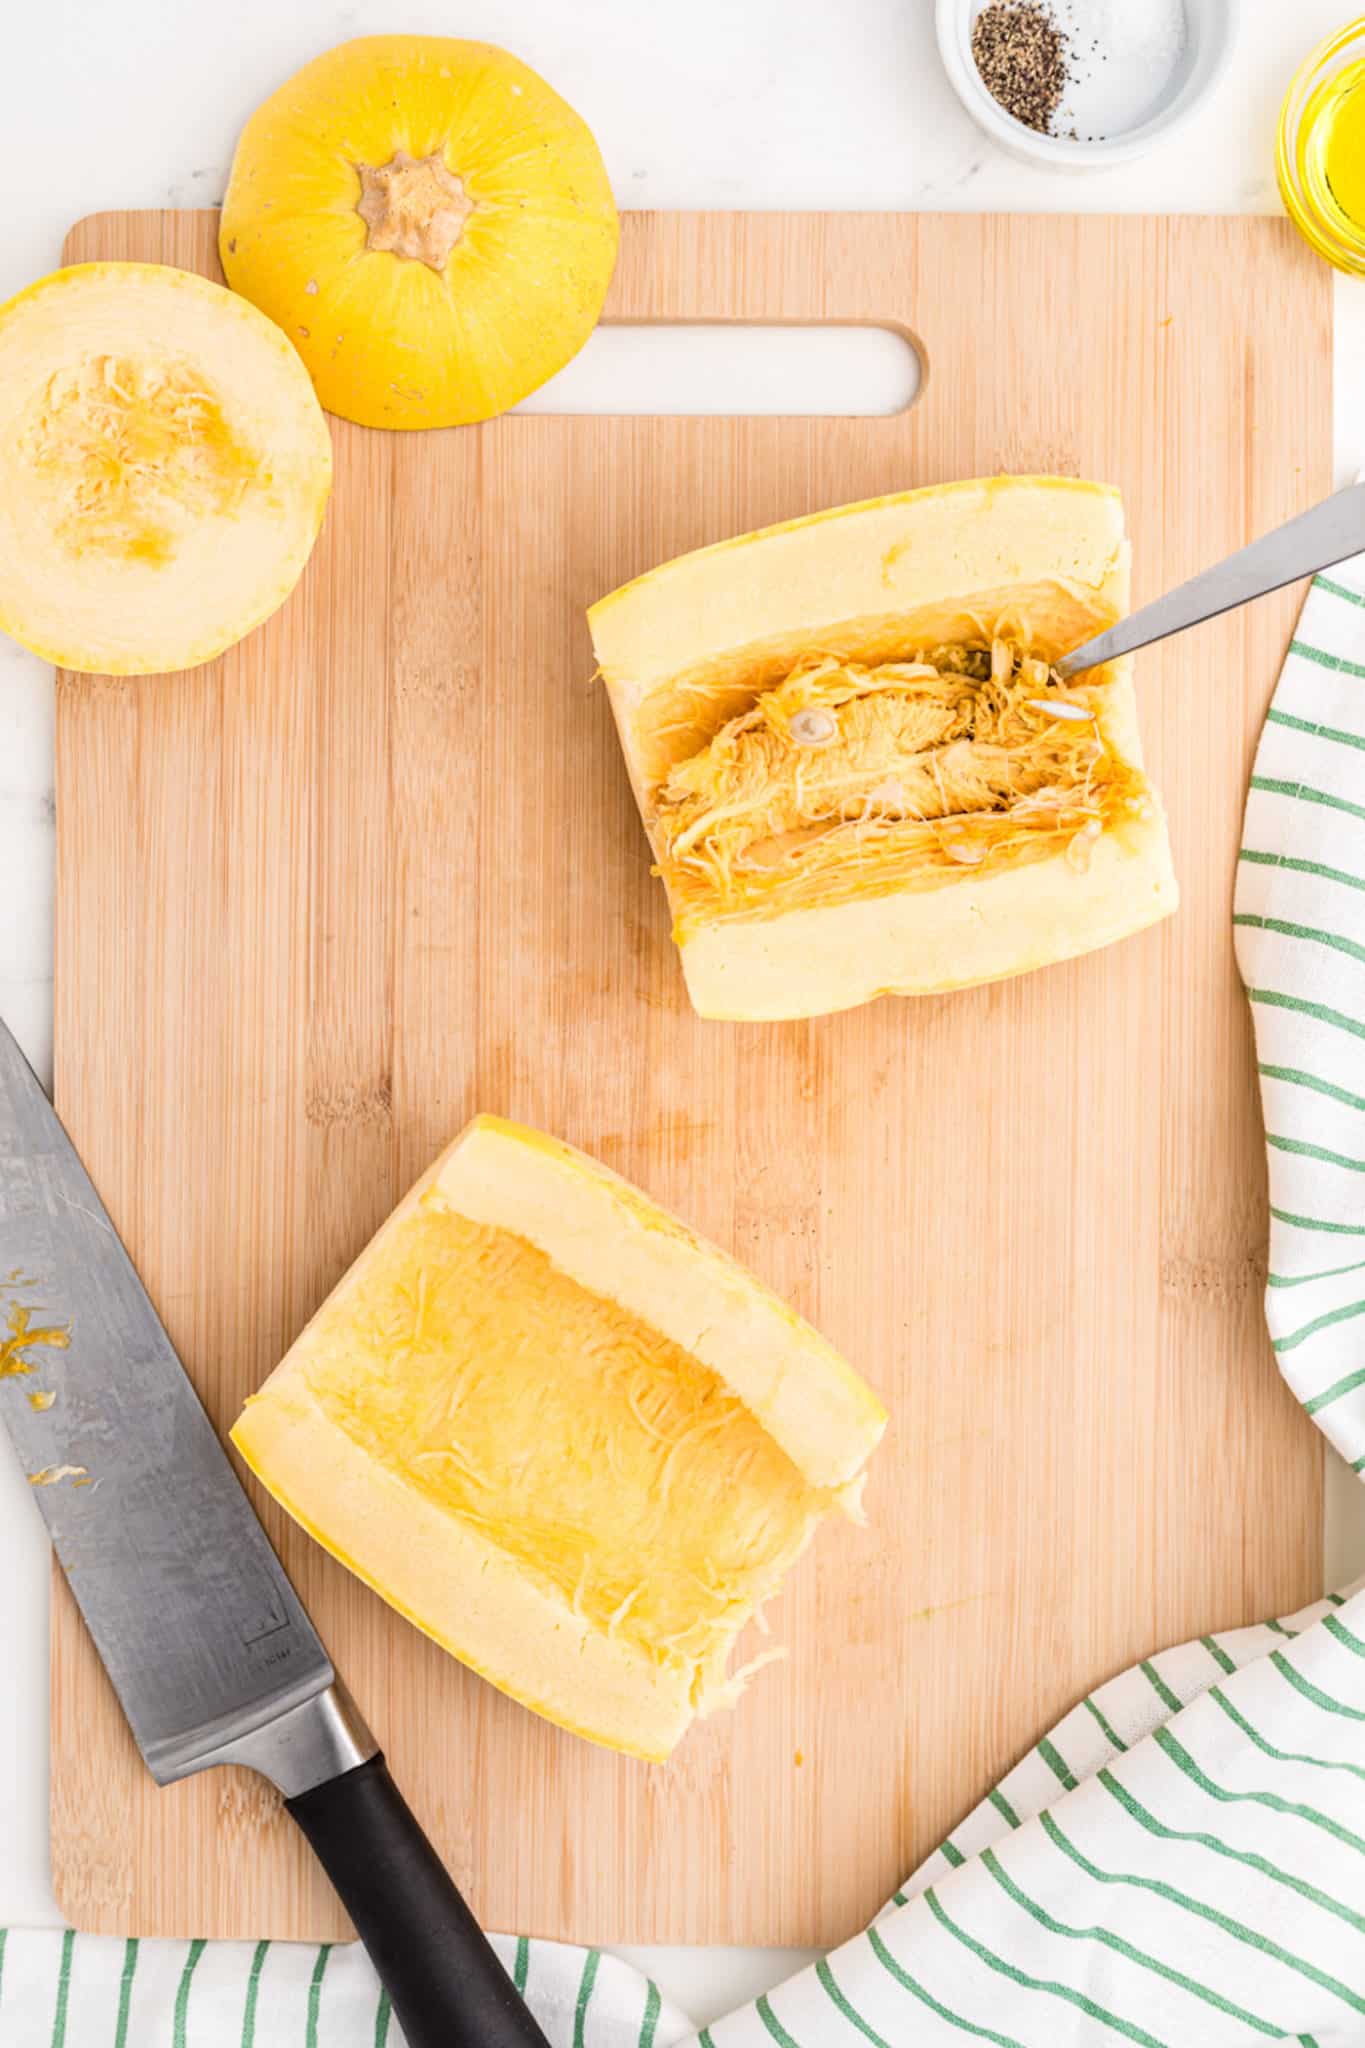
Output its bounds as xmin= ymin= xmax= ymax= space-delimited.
xmin=1056 ymin=482 xmax=1365 ymax=680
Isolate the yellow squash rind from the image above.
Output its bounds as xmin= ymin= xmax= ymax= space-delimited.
xmin=220 ymin=36 xmax=620 ymax=429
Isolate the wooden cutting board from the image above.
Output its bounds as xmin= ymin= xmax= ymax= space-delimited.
xmin=51 ymin=208 xmax=1329 ymax=1947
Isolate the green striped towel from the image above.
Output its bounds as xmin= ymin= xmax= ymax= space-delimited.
xmin=4 ymin=1586 xmax=1365 ymax=2045
xmin=1236 ymin=568 xmax=1365 ymax=1453
xmin=7 ymin=569 xmax=1365 ymax=2045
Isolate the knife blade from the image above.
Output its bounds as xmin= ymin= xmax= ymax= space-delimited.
xmin=1056 ymin=481 xmax=1365 ymax=680
xmin=0 ymin=1017 xmax=548 ymax=2048
xmin=0 ymin=1022 xmax=335 ymax=1782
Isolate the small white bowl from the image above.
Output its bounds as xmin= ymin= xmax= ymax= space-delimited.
xmin=935 ymin=0 xmax=1236 ymax=169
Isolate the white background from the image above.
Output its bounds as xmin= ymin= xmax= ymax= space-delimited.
xmin=4 ymin=0 xmax=1365 ymax=2023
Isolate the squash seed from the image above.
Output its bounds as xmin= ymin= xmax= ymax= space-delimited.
xmin=789 ymin=707 xmax=838 ymax=747
xmin=1025 ymin=698 xmax=1093 ymax=721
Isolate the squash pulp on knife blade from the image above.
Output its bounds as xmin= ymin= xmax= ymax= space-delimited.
xmin=231 ymin=1116 xmax=885 ymax=1760
xmin=589 ymin=476 xmax=1178 ymax=1020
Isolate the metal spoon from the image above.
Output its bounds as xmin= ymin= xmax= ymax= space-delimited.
xmin=1055 ymin=482 xmax=1365 ymax=680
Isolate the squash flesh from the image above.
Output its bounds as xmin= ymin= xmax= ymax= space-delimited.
xmin=232 ymin=1116 xmax=885 ymax=1757
xmin=655 ymin=643 xmax=1152 ymax=936
xmin=300 ymin=1198 xmax=835 ymax=1673
xmin=23 ymin=352 xmax=262 ymax=566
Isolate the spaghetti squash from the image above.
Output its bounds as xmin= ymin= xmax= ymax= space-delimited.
xmin=0 ymin=263 xmax=331 ymax=674
xmin=589 ymin=476 xmax=1177 ymax=1020
xmin=231 ymin=1115 xmax=885 ymax=1760
xmin=220 ymin=36 xmax=619 ymax=429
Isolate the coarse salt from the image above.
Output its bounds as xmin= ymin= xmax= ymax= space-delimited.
xmin=1052 ymin=0 xmax=1188 ymax=142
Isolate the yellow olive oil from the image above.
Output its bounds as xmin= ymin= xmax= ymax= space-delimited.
xmin=1299 ymin=54 xmax=1365 ymax=250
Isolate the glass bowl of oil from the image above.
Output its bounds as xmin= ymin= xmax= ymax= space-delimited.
xmin=1279 ymin=18 xmax=1365 ymax=273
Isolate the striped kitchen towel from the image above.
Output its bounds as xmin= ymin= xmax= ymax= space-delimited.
xmin=1235 ymin=561 xmax=1365 ymax=1466
xmin=8 ymin=566 xmax=1365 ymax=2045
xmin=5 ymin=1583 xmax=1365 ymax=2046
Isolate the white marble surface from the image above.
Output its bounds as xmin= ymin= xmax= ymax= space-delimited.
xmin=4 ymin=0 xmax=1365 ymax=2024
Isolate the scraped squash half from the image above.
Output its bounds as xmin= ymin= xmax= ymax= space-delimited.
xmin=589 ymin=476 xmax=1178 ymax=1021
xmin=231 ymin=1116 xmax=885 ymax=1760
xmin=220 ymin=36 xmax=619 ymax=429
xmin=0 ymin=263 xmax=331 ymax=674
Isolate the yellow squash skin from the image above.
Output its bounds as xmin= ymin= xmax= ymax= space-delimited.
xmin=0 ymin=262 xmax=331 ymax=675
xmin=589 ymin=476 xmax=1178 ymax=1021
xmin=231 ymin=1115 xmax=885 ymax=1761
xmin=220 ymin=36 xmax=620 ymax=429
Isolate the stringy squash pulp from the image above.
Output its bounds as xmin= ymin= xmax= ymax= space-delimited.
xmin=220 ymin=36 xmax=619 ymax=429
xmin=231 ymin=1117 xmax=885 ymax=1760
xmin=590 ymin=477 xmax=1178 ymax=1020
xmin=0 ymin=264 xmax=331 ymax=673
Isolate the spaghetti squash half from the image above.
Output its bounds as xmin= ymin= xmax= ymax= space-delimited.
xmin=589 ymin=476 xmax=1178 ymax=1020
xmin=231 ymin=1116 xmax=885 ymax=1760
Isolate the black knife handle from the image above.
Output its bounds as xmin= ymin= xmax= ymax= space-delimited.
xmin=286 ymin=1752 xmax=549 ymax=2048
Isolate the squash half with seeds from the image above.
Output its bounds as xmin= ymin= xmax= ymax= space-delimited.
xmin=231 ymin=1115 xmax=885 ymax=1760
xmin=589 ymin=476 xmax=1178 ymax=1020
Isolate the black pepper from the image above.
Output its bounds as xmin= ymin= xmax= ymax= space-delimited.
xmin=970 ymin=1 xmax=1071 ymax=135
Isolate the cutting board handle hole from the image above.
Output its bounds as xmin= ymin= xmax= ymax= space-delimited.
xmin=516 ymin=323 xmax=922 ymax=417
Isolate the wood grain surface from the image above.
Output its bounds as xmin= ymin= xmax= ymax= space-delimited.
xmin=51 ymin=209 xmax=1329 ymax=1946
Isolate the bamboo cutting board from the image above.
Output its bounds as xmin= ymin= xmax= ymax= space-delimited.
xmin=52 ymin=209 xmax=1329 ymax=1946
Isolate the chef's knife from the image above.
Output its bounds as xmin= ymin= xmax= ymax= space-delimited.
xmin=0 ymin=1017 xmax=548 ymax=2048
